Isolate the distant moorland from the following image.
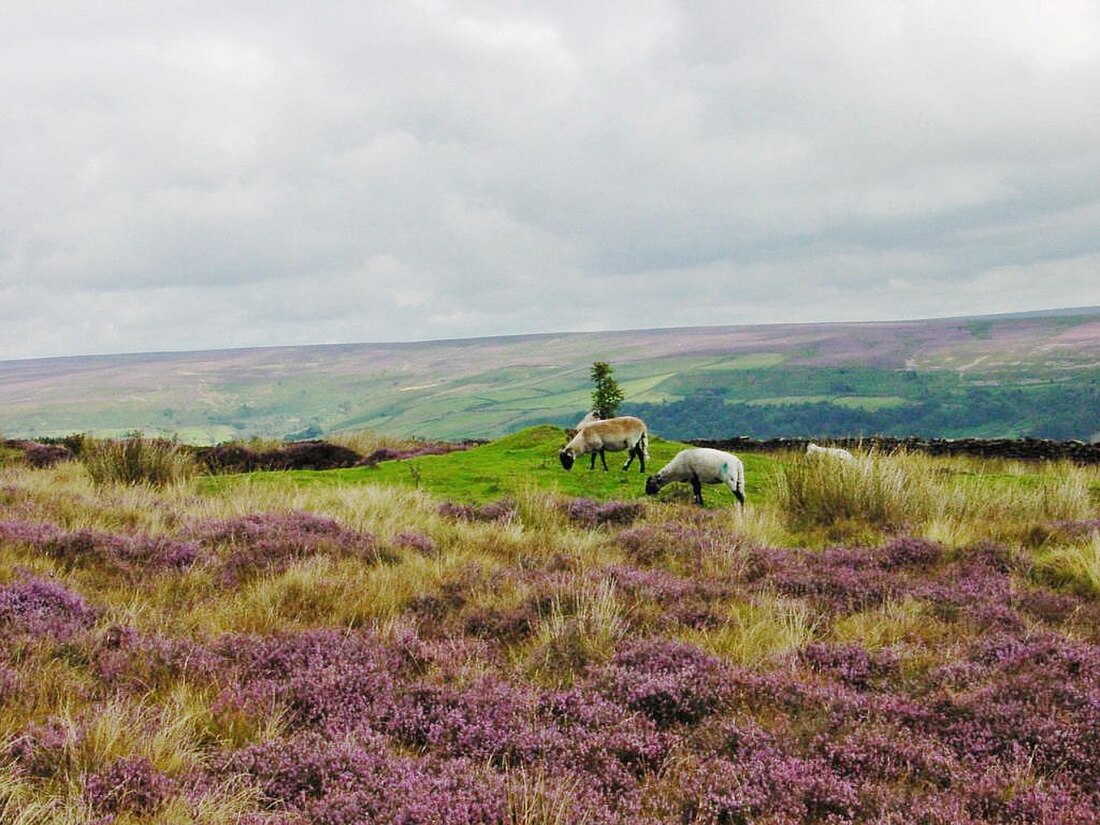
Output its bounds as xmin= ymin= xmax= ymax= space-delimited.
xmin=2 ymin=307 xmax=1099 ymax=443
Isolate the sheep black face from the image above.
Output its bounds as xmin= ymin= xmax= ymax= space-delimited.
xmin=644 ymin=476 xmax=661 ymax=495
xmin=559 ymin=449 xmax=575 ymax=471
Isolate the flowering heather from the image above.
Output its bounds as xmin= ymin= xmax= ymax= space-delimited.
xmin=6 ymin=718 xmax=78 ymax=779
xmin=0 ymin=574 xmax=99 ymax=642
xmin=91 ymin=625 xmax=222 ymax=692
xmin=222 ymin=733 xmax=505 ymax=825
xmin=209 ymin=628 xmax=451 ymax=736
xmin=84 ymin=755 xmax=174 ymax=816
xmin=601 ymin=564 xmax=732 ymax=629
xmin=12 ymin=440 xmax=73 ymax=468
xmin=390 ymin=529 xmax=439 ymax=556
xmin=562 ymin=497 xmax=644 ymax=529
xmin=0 ymin=519 xmax=200 ymax=581
xmin=614 ymin=521 xmax=743 ymax=572
xmin=185 ymin=510 xmax=382 ymax=583
xmin=361 ymin=442 xmax=464 ymax=465
xmin=0 ymin=518 xmax=65 ymax=547
xmin=595 ymin=639 xmax=735 ymax=728
xmin=437 ymin=497 xmax=517 ymax=523
xmin=2 ymin=443 xmax=1099 ymax=822
xmin=800 ymin=642 xmax=900 ymax=689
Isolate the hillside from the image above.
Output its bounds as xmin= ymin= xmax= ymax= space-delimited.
xmin=2 ymin=308 xmax=1099 ymax=443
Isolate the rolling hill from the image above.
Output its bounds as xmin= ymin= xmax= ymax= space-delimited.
xmin=2 ymin=307 xmax=1099 ymax=443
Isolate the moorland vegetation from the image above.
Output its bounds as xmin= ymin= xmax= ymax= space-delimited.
xmin=1 ymin=427 xmax=1098 ymax=823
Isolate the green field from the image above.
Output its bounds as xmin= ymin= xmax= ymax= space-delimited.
xmin=203 ymin=425 xmax=776 ymax=506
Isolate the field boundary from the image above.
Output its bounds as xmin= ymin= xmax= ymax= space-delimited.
xmin=689 ymin=435 xmax=1100 ymax=464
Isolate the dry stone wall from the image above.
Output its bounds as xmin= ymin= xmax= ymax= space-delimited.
xmin=687 ymin=436 xmax=1100 ymax=465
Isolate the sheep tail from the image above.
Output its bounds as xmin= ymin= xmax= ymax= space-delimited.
xmin=734 ymin=459 xmax=746 ymax=505
xmin=640 ymin=428 xmax=649 ymax=461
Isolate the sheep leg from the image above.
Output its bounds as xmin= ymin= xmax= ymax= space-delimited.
xmin=597 ymin=449 xmax=609 ymax=471
xmin=589 ymin=451 xmax=598 ymax=470
xmin=622 ymin=446 xmax=636 ymax=472
xmin=626 ymin=446 xmax=644 ymax=473
xmin=691 ymin=475 xmax=704 ymax=506
xmin=728 ymin=481 xmax=746 ymax=506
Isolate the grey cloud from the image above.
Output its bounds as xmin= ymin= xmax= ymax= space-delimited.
xmin=2 ymin=1 xmax=1099 ymax=360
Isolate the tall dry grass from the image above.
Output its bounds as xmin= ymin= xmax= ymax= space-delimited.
xmin=774 ymin=450 xmax=1099 ymax=546
xmin=682 ymin=596 xmax=818 ymax=667
xmin=774 ymin=450 xmax=936 ymax=531
xmin=79 ymin=434 xmax=198 ymax=488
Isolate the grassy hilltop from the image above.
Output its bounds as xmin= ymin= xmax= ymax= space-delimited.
xmin=2 ymin=307 xmax=1099 ymax=443
xmin=1 ymin=429 xmax=1099 ymax=822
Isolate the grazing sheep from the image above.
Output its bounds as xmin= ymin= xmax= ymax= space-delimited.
xmin=559 ymin=415 xmax=649 ymax=472
xmin=645 ymin=448 xmax=745 ymax=507
xmin=807 ymin=442 xmax=854 ymax=461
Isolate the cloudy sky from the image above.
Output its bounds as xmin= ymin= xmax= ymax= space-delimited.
xmin=3 ymin=1 xmax=1099 ymax=360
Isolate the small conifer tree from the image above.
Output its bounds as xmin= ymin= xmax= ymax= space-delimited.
xmin=590 ymin=361 xmax=625 ymax=419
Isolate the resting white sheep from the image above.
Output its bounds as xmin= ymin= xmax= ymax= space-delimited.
xmin=806 ymin=442 xmax=854 ymax=461
xmin=559 ymin=415 xmax=649 ymax=472
xmin=645 ymin=448 xmax=745 ymax=506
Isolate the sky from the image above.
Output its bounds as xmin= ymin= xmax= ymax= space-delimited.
xmin=3 ymin=1 xmax=1100 ymax=360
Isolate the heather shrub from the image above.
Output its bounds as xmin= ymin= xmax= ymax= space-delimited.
xmin=561 ymin=498 xmax=644 ymax=529
xmin=36 ymin=527 xmax=201 ymax=581
xmin=84 ymin=754 xmax=174 ymax=816
xmin=6 ymin=718 xmax=80 ymax=779
xmin=438 ymin=497 xmax=517 ymax=523
xmin=0 ymin=440 xmax=73 ymax=469
xmin=615 ymin=521 xmax=744 ymax=575
xmin=595 ymin=639 xmax=735 ymax=728
xmin=602 ymin=564 xmax=731 ymax=630
xmin=211 ymin=629 xmax=433 ymax=736
xmin=80 ymin=433 xmax=198 ymax=487
xmin=0 ymin=575 xmax=99 ymax=642
xmin=390 ymin=529 xmax=439 ymax=557
xmin=184 ymin=510 xmax=383 ymax=584
xmin=224 ymin=733 xmax=506 ymax=825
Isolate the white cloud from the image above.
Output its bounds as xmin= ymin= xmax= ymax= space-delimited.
xmin=1 ymin=1 xmax=1098 ymax=359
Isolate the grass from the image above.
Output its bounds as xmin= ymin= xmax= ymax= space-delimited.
xmin=2 ymin=427 xmax=1099 ymax=822
xmin=201 ymin=424 xmax=776 ymax=506
xmin=79 ymin=435 xmax=199 ymax=488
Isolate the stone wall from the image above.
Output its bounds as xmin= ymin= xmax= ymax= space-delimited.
xmin=687 ymin=436 xmax=1100 ymax=464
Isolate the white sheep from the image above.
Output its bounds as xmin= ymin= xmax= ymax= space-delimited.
xmin=806 ymin=442 xmax=854 ymax=461
xmin=559 ymin=415 xmax=649 ymax=472
xmin=645 ymin=447 xmax=745 ymax=506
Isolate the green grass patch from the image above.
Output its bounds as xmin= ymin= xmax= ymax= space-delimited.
xmin=202 ymin=425 xmax=778 ymax=506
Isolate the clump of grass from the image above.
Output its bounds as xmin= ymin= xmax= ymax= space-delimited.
xmin=832 ymin=596 xmax=957 ymax=651
xmin=1033 ymin=531 xmax=1100 ymax=597
xmin=774 ymin=451 xmax=935 ymax=530
xmin=683 ymin=596 xmax=818 ymax=667
xmin=524 ymin=578 xmax=626 ymax=685
xmin=80 ymin=434 xmax=198 ymax=488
